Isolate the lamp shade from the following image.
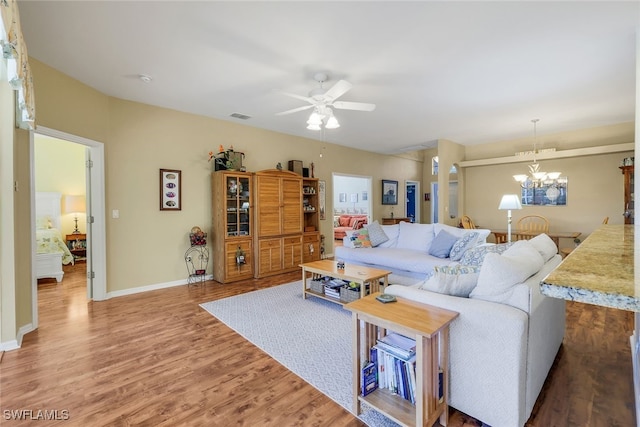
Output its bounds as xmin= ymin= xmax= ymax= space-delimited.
xmin=498 ymin=194 xmax=522 ymax=210
xmin=64 ymin=195 xmax=86 ymax=214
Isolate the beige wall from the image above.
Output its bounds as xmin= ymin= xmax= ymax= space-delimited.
xmin=465 ymin=151 xmax=632 ymax=248
xmin=29 ymin=59 xmax=423 ymax=294
xmin=35 ymin=136 xmax=86 ymax=235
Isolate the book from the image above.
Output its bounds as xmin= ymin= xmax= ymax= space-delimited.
xmin=361 ymin=361 xmax=378 ymax=396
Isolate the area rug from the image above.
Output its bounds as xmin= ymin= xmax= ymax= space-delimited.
xmin=199 ymin=281 xmax=398 ymax=426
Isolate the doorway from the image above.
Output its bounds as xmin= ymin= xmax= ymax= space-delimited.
xmin=332 ymin=173 xmax=372 ymax=243
xmin=405 ymin=180 xmax=420 ymax=223
xmin=31 ymin=127 xmax=107 ymax=329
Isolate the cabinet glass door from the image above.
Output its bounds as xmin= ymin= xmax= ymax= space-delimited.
xmin=225 ymin=175 xmax=251 ymax=237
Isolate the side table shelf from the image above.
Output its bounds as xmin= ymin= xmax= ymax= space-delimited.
xmin=344 ymin=293 xmax=459 ymax=427
xmin=185 ymin=246 xmax=209 ymax=285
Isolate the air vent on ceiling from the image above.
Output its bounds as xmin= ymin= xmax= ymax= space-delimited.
xmin=230 ymin=112 xmax=251 ymax=120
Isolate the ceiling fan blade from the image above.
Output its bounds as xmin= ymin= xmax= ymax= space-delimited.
xmin=280 ymin=91 xmax=314 ymax=104
xmin=332 ymin=101 xmax=376 ymax=112
xmin=275 ymin=105 xmax=314 ymax=116
xmin=323 ymin=80 xmax=353 ymax=102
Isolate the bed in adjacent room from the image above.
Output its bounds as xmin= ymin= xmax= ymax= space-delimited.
xmin=35 ymin=192 xmax=74 ymax=282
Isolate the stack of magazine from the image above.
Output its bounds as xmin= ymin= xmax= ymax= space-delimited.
xmin=323 ymin=278 xmax=347 ymax=299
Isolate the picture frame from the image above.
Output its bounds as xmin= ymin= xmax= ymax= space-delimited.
xmin=382 ymin=179 xmax=398 ymax=205
xmin=520 ymin=178 xmax=568 ymax=206
xmin=339 ymin=193 xmax=347 ymax=203
xmin=160 ymin=169 xmax=182 ymax=211
xmin=362 ymin=191 xmax=368 ymax=201
xmin=350 ymin=193 xmax=358 ymax=203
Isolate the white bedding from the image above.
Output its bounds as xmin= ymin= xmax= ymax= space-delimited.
xmin=36 ymin=228 xmax=74 ymax=265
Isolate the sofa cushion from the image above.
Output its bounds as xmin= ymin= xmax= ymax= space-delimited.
xmin=339 ymin=216 xmax=351 ymax=227
xmin=349 ymin=228 xmax=372 ymax=248
xmin=418 ymin=264 xmax=481 ymax=297
xmin=396 ymin=222 xmax=434 ymax=252
xmin=335 ymin=246 xmax=450 ymax=275
xmin=449 ymin=231 xmax=479 ymax=261
xmin=429 ymin=230 xmax=458 ymax=258
xmin=377 ymin=224 xmax=399 ymax=248
xmin=364 ymin=220 xmax=389 ymax=247
xmin=470 ymin=241 xmax=544 ymax=305
xmin=528 ymin=233 xmax=557 ymax=261
xmin=459 ymin=242 xmax=513 ymax=266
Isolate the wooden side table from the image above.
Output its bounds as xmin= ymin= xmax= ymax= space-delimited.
xmin=381 ymin=217 xmax=410 ymax=225
xmin=65 ymin=233 xmax=87 ymax=260
xmin=344 ymin=293 xmax=459 ymax=427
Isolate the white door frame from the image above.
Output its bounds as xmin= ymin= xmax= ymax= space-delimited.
xmin=30 ymin=127 xmax=107 ymax=328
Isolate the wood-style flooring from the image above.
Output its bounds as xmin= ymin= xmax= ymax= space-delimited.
xmin=0 ymin=262 xmax=635 ymax=426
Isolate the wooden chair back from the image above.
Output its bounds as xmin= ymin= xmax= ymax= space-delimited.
xmin=516 ymin=215 xmax=550 ymax=235
xmin=602 ymin=216 xmax=609 ymax=224
xmin=461 ymin=215 xmax=476 ymax=229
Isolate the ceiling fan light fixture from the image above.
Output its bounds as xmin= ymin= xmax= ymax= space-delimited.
xmin=325 ymin=115 xmax=340 ymax=129
xmin=306 ymin=123 xmax=321 ymax=131
xmin=307 ymin=112 xmax=323 ymax=125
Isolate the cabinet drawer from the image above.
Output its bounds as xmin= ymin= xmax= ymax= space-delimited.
xmin=224 ymin=240 xmax=253 ymax=280
xmin=283 ymin=235 xmax=302 ymax=245
xmin=303 ymin=233 xmax=320 ymax=243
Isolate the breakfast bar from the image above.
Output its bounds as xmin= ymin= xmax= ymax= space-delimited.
xmin=540 ymin=224 xmax=639 ymax=424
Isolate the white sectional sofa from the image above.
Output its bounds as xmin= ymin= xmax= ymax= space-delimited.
xmin=335 ymin=221 xmax=491 ymax=285
xmin=337 ymin=221 xmax=565 ymax=427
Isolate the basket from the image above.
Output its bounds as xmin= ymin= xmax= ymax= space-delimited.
xmin=340 ymin=286 xmax=360 ymax=303
xmin=309 ymin=280 xmax=325 ymax=294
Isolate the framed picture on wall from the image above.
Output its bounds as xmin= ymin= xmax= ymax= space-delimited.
xmin=339 ymin=193 xmax=347 ymax=203
xmin=382 ymin=180 xmax=398 ymax=205
xmin=160 ymin=169 xmax=182 ymax=210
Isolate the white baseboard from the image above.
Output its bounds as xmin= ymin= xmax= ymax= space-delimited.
xmin=107 ymin=274 xmax=213 ymax=299
xmin=1 ymin=323 xmax=35 ymax=351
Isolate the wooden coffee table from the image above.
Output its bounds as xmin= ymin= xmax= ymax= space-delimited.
xmin=299 ymin=259 xmax=391 ymax=306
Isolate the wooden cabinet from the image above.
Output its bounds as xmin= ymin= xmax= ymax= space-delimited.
xmin=211 ymin=171 xmax=254 ymax=283
xmin=302 ymin=178 xmax=321 ymax=262
xmin=254 ymin=169 xmax=303 ymax=277
xmin=620 ymin=165 xmax=634 ymax=224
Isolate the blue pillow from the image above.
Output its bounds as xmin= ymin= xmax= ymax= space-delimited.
xmin=428 ymin=230 xmax=458 ymax=258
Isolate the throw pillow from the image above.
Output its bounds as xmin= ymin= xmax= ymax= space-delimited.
xmin=428 ymin=230 xmax=458 ymax=258
xmin=459 ymin=243 xmax=513 ymax=266
xmin=528 ymin=233 xmax=558 ymax=261
xmin=350 ymin=228 xmax=372 ymax=248
xmin=470 ymin=241 xmax=544 ymax=299
xmin=396 ymin=222 xmax=435 ymax=253
xmin=339 ymin=216 xmax=350 ymax=227
xmin=419 ymin=265 xmax=481 ymax=297
xmin=449 ymin=231 xmax=479 ymax=261
xmin=377 ymin=224 xmax=400 ymax=248
xmin=364 ymin=220 xmax=389 ymax=247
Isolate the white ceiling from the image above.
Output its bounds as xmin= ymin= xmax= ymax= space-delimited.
xmin=17 ymin=1 xmax=639 ymax=154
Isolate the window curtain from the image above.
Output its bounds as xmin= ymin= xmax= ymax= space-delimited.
xmin=1 ymin=0 xmax=35 ymax=128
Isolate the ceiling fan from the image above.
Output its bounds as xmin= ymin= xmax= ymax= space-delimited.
xmin=276 ymin=72 xmax=376 ymax=130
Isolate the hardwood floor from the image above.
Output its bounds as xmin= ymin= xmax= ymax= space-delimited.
xmin=0 ymin=263 xmax=635 ymax=426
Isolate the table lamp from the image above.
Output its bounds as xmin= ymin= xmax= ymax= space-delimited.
xmin=64 ymin=195 xmax=86 ymax=234
xmin=498 ymin=194 xmax=522 ymax=243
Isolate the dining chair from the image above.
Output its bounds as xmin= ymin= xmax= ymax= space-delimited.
xmin=602 ymin=216 xmax=609 ymax=224
xmin=516 ymin=215 xmax=550 ymax=235
xmin=461 ymin=215 xmax=477 ymax=229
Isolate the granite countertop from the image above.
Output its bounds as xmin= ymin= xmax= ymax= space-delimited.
xmin=540 ymin=225 xmax=638 ymax=312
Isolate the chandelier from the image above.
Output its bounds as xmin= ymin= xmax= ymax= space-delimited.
xmin=513 ymin=119 xmax=563 ymax=189
xmin=306 ymin=105 xmax=339 ymax=130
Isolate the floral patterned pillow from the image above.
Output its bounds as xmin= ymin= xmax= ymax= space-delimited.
xmin=350 ymin=228 xmax=372 ymax=248
xmin=459 ymin=243 xmax=514 ymax=266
